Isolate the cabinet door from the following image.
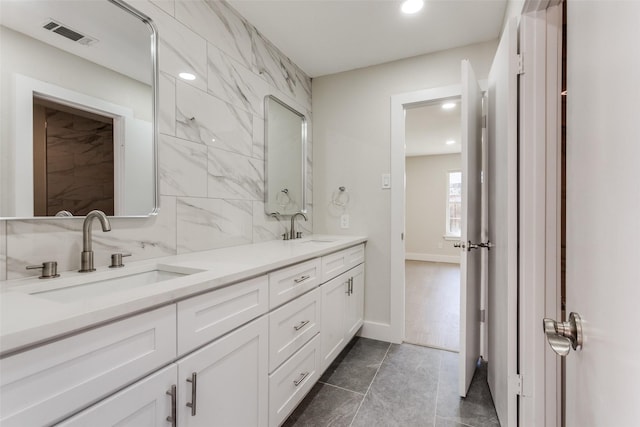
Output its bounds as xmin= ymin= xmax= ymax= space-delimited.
xmin=177 ymin=316 xmax=268 ymax=427
xmin=345 ymin=264 xmax=365 ymax=339
xmin=320 ymin=272 xmax=348 ymax=371
xmin=56 ymin=365 xmax=177 ymax=427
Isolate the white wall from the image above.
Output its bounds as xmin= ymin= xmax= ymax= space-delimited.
xmin=405 ymin=154 xmax=461 ymax=263
xmin=312 ymin=39 xmax=497 ymax=331
xmin=0 ymin=0 xmax=312 ymax=280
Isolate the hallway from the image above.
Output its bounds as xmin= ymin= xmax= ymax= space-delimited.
xmin=405 ymin=261 xmax=460 ymax=351
xmin=284 ymin=337 xmax=499 ymax=427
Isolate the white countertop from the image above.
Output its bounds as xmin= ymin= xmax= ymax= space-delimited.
xmin=0 ymin=235 xmax=366 ymax=357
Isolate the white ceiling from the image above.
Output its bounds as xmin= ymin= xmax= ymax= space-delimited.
xmin=0 ymin=0 xmax=152 ymax=84
xmin=405 ymin=98 xmax=461 ymax=157
xmin=227 ymin=0 xmax=508 ymax=77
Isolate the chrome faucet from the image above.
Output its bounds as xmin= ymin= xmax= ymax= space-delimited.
xmin=79 ymin=210 xmax=111 ymax=272
xmin=290 ymin=212 xmax=308 ymax=240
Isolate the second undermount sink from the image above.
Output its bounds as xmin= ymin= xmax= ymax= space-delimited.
xmin=28 ymin=265 xmax=205 ymax=303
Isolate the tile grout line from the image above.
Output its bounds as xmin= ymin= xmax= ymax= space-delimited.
xmin=317 ymin=381 xmax=366 ymax=396
xmin=347 ymin=342 xmax=393 ymax=427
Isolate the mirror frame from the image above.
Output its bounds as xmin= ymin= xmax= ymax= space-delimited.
xmin=263 ymin=95 xmax=307 ymax=216
xmin=0 ymin=0 xmax=160 ymax=220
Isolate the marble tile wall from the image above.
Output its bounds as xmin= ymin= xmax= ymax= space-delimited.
xmin=0 ymin=0 xmax=312 ymax=280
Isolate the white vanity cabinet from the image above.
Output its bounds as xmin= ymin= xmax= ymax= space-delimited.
xmin=0 ymin=239 xmax=366 ymax=427
xmin=321 ymin=263 xmax=365 ymax=371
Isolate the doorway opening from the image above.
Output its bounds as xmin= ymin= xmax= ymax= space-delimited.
xmin=32 ymin=97 xmax=115 ymax=216
xmin=403 ymin=99 xmax=462 ymax=352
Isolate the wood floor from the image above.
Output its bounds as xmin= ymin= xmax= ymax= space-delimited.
xmin=405 ymin=261 xmax=460 ymax=351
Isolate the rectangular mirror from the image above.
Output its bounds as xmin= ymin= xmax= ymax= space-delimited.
xmin=264 ymin=95 xmax=307 ymax=216
xmin=0 ymin=0 xmax=158 ymax=219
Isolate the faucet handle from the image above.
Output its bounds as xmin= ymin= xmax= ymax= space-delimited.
xmin=109 ymin=252 xmax=131 ymax=268
xmin=26 ymin=261 xmax=60 ymax=279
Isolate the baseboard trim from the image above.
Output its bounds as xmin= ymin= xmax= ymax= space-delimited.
xmin=405 ymin=252 xmax=460 ymax=264
xmin=358 ymin=320 xmax=402 ymax=344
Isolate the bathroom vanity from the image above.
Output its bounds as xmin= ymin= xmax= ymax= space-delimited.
xmin=0 ymin=236 xmax=366 ymax=426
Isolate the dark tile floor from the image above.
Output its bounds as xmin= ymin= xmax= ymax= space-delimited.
xmin=283 ymin=337 xmax=500 ymax=427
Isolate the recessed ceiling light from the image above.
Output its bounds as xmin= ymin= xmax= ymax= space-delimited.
xmin=442 ymin=102 xmax=456 ymax=110
xmin=179 ymin=72 xmax=196 ymax=81
xmin=446 ymin=140 xmax=456 ymax=145
xmin=401 ymin=0 xmax=424 ymax=14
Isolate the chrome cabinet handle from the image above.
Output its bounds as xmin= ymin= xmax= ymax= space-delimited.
xmin=166 ymin=385 xmax=177 ymax=427
xmin=349 ymin=277 xmax=353 ymax=295
xmin=186 ymin=372 xmax=197 ymax=416
xmin=294 ymin=320 xmax=310 ymax=331
xmin=293 ymin=371 xmax=309 ymax=386
xmin=542 ymin=312 xmax=583 ymax=357
xmin=294 ymin=274 xmax=311 ymax=283
xmin=345 ymin=280 xmax=350 ymax=294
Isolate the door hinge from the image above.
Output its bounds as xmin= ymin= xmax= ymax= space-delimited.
xmin=482 ymin=114 xmax=487 ymax=129
xmin=510 ymin=374 xmax=524 ymax=396
xmin=517 ymin=53 xmax=525 ymax=75
xmin=480 ymin=309 xmax=486 ymax=323
xmin=480 ymin=170 xmax=484 ymax=185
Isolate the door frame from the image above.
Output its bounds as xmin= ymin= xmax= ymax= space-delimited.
xmin=518 ymin=0 xmax=563 ymax=426
xmin=390 ymin=84 xmax=461 ymax=344
xmin=389 ymin=83 xmax=488 ymax=353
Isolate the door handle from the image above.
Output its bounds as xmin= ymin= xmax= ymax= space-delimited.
xmin=166 ymin=385 xmax=177 ymax=427
xmin=542 ymin=312 xmax=583 ymax=356
xmin=186 ymin=372 xmax=197 ymax=416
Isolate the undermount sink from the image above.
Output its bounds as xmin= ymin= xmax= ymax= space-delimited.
xmin=299 ymin=239 xmax=337 ymax=244
xmin=28 ymin=265 xmax=204 ymax=303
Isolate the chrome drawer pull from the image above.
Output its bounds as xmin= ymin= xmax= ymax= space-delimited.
xmin=293 ymin=371 xmax=310 ymax=386
xmin=186 ymin=372 xmax=197 ymax=416
xmin=294 ymin=274 xmax=311 ymax=283
xmin=294 ymin=320 xmax=310 ymax=331
xmin=166 ymin=385 xmax=177 ymax=427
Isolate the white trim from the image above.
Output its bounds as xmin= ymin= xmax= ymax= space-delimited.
xmin=391 ymin=84 xmax=462 ymax=344
xmin=518 ymin=3 xmax=563 ymax=426
xmin=405 ymin=252 xmax=460 ymax=264
xmin=12 ymin=74 xmax=132 ymax=217
xmin=358 ymin=321 xmax=398 ymax=343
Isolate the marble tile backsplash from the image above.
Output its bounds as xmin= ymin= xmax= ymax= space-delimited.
xmin=1 ymin=0 xmax=312 ymax=280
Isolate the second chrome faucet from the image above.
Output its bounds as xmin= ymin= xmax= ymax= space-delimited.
xmin=79 ymin=210 xmax=111 ymax=272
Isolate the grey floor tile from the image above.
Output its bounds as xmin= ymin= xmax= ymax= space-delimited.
xmin=320 ymin=337 xmax=391 ymax=394
xmin=282 ymin=382 xmax=363 ymax=427
xmin=435 ymin=416 xmax=474 ymax=427
xmin=436 ymin=352 xmax=500 ymax=427
xmin=350 ymin=344 xmax=442 ymax=427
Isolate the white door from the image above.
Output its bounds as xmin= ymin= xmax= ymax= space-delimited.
xmin=458 ymin=59 xmax=483 ymax=397
xmin=563 ymin=2 xmax=640 ymax=425
xmin=486 ymin=18 xmax=518 ymax=426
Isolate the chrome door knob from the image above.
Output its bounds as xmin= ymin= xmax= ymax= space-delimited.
xmin=542 ymin=312 xmax=583 ymax=356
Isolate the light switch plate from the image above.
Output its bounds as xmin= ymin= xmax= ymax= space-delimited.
xmin=382 ymin=173 xmax=391 ymax=189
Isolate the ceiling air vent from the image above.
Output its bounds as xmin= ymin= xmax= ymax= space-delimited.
xmin=42 ymin=19 xmax=97 ymax=46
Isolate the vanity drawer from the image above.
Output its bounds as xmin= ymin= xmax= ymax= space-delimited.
xmin=269 ymin=334 xmax=321 ymax=427
xmin=269 ymin=258 xmax=321 ymax=309
xmin=321 ymin=244 xmax=365 ymax=282
xmin=269 ymin=287 xmax=320 ymax=372
xmin=0 ymin=305 xmax=176 ymax=427
xmin=177 ymin=275 xmax=268 ymax=355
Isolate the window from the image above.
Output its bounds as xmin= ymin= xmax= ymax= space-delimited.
xmin=446 ymin=171 xmax=462 ymax=237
